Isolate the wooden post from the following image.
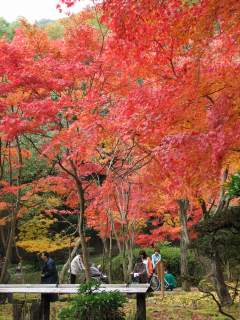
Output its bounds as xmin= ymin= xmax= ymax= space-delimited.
xmin=12 ymin=300 xmax=24 ymax=320
xmin=30 ymin=301 xmax=41 ymax=320
xmin=40 ymin=294 xmax=50 ymax=320
xmin=156 ymin=261 xmax=165 ymax=298
xmin=160 ymin=261 xmax=165 ymax=298
xmin=136 ymin=293 xmax=146 ymax=320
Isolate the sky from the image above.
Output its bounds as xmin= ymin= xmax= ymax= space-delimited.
xmin=0 ymin=0 xmax=92 ymax=23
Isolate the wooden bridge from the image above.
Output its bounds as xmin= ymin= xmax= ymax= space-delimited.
xmin=0 ymin=283 xmax=150 ymax=320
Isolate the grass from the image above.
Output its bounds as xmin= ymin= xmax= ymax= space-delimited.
xmin=142 ymin=289 xmax=240 ymax=320
xmin=0 ymin=289 xmax=239 ymax=320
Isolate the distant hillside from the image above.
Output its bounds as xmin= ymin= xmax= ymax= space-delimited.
xmin=36 ymin=18 xmax=55 ymax=28
xmin=0 ymin=17 xmax=19 ymax=41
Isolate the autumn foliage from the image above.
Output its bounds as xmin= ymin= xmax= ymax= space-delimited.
xmin=0 ymin=0 xmax=240 ymax=284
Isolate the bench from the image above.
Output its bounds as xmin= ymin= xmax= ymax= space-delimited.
xmin=0 ymin=283 xmax=150 ymax=320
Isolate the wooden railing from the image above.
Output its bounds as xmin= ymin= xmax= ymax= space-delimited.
xmin=0 ymin=283 xmax=150 ymax=320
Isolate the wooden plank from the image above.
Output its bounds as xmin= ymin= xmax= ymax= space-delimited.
xmin=0 ymin=284 xmax=149 ymax=288
xmin=0 ymin=284 xmax=55 ymax=288
xmin=0 ymin=287 xmax=149 ymax=294
xmin=0 ymin=284 xmax=149 ymax=294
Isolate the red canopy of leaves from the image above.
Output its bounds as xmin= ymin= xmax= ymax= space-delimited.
xmin=0 ymin=0 xmax=240 ymax=246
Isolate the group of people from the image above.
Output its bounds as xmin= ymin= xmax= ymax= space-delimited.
xmin=39 ymin=248 xmax=176 ymax=291
xmin=132 ymin=248 xmax=176 ymax=290
xmin=41 ymin=251 xmax=103 ymax=285
xmin=0 ymin=247 xmax=176 ymax=305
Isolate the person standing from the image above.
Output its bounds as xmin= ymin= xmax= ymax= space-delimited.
xmin=15 ymin=258 xmax=24 ymax=284
xmin=139 ymin=250 xmax=153 ymax=279
xmin=132 ymin=257 xmax=148 ymax=283
xmin=69 ymin=253 xmax=85 ymax=284
xmin=40 ymin=252 xmax=58 ymax=320
xmin=151 ymin=248 xmax=161 ymax=270
xmin=40 ymin=252 xmax=58 ymax=285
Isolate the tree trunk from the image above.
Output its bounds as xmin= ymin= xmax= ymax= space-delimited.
xmin=102 ymin=238 xmax=107 ymax=272
xmin=59 ymin=238 xmax=81 ymax=284
xmin=126 ymin=236 xmax=134 ymax=280
xmin=75 ymin=178 xmax=90 ymax=281
xmin=225 ymin=260 xmax=231 ymax=282
xmin=0 ymin=227 xmax=7 ymax=251
xmin=110 ymin=216 xmax=126 ymax=282
xmin=78 ymin=223 xmax=90 ymax=281
xmin=108 ymin=228 xmax=113 ymax=283
xmin=196 ymin=249 xmax=232 ymax=305
xmin=122 ymin=244 xmax=128 ymax=282
xmin=210 ymin=251 xmax=232 ymax=306
xmin=177 ymin=199 xmax=191 ymax=291
xmin=0 ymin=209 xmax=17 ymax=283
xmin=194 ymin=250 xmax=212 ymax=276
xmin=1 ymin=138 xmax=22 ymax=284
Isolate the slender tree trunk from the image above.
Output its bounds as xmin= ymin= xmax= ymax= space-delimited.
xmin=59 ymin=238 xmax=81 ymax=283
xmin=101 ymin=237 xmax=112 ymax=283
xmin=102 ymin=237 xmax=107 ymax=271
xmin=0 ymin=228 xmax=7 ymax=251
xmin=0 ymin=138 xmax=22 ymax=283
xmin=113 ymin=233 xmax=127 ymax=282
xmin=177 ymin=199 xmax=191 ymax=291
xmin=196 ymin=169 xmax=232 ymax=305
xmin=126 ymin=234 xmax=134 ymax=280
xmin=68 ymin=159 xmax=90 ymax=281
xmin=210 ymin=251 xmax=232 ymax=306
xmin=108 ymin=226 xmax=113 ymax=283
xmin=122 ymin=241 xmax=128 ymax=282
xmin=210 ymin=168 xmax=232 ymax=305
xmin=127 ymin=243 xmax=133 ymax=277
xmin=75 ymin=178 xmax=90 ymax=281
xmin=110 ymin=214 xmax=126 ymax=282
xmin=0 ymin=207 xmax=17 ymax=283
xmin=195 ymin=248 xmax=232 ymax=305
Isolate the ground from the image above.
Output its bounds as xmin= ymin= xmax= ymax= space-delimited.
xmin=0 ymin=289 xmax=239 ymax=319
xmin=0 ymin=264 xmax=239 ymax=319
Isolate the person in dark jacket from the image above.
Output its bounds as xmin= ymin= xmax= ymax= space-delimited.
xmin=40 ymin=252 xmax=58 ymax=320
xmin=131 ymin=257 xmax=148 ymax=283
xmin=40 ymin=252 xmax=58 ymax=284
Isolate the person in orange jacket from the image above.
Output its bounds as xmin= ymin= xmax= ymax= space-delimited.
xmin=139 ymin=250 xmax=153 ymax=279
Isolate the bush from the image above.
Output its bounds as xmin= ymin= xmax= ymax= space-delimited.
xmin=110 ymin=255 xmax=125 ymax=282
xmin=59 ymin=281 xmax=127 ymax=320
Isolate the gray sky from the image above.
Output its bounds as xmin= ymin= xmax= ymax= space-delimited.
xmin=0 ymin=0 xmax=92 ymax=22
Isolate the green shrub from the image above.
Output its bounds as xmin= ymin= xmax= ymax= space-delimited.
xmin=227 ymin=172 xmax=240 ymax=197
xmin=59 ymin=281 xmax=127 ymax=320
xmin=111 ymin=255 xmax=125 ymax=282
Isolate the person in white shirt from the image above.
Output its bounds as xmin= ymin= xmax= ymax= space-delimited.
xmin=151 ymin=247 xmax=161 ymax=271
xmin=69 ymin=254 xmax=85 ymax=284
